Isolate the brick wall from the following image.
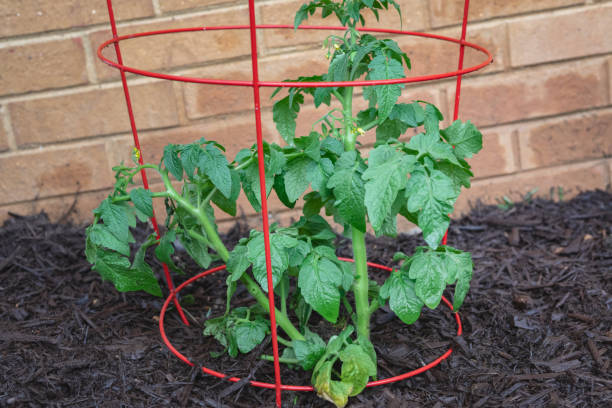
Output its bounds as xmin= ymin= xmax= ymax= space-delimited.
xmin=0 ymin=0 xmax=610 ymax=231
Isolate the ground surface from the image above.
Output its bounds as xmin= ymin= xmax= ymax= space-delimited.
xmin=0 ymin=190 xmax=610 ymax=408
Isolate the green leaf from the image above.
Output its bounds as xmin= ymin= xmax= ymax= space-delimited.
xmin=437 ymin=160 xmax=473 ymax=190
xmin=234 ymin=320 xmax=268 ymax=354
xmin=88 ymin=241 xmax=161 ymax=297
xmin=441 ymin=120 xmax=483 ymax=159
xmin=285 ymin=156 xmax=314 ymax=202
xmin=314 ymin=86 xmax=332 ymax=107
xmin=409 ymin=250 xmax=447 ymax=309
xmin=307 ymin=157 xmax=334 ymax=193
xmin=375 ymin=118 xmax=407 ymax=143
xmin=203 ymin=315 xmax=229 ymax=348
xmin=407 ymin=133 xmax=460 ymax=166
xmin=198 ymin=144 xmax=232 ymax=198
xmin=380 ymin=270 xmax=423 ymax=324
xmin=405 ymin=168 xmax=458 ymax=248
xmin=273 ymin=94 xmax=303 ymax=144
xmin=247 ymin=232 xmax=297 ymax=291
xmin=366 ymin=54 xmax=405 ymax=121
xmin=295 ymin=132 xmax=322 ymax=161
xmin=329 ymin=53 xmax=349 ymax=82
xmin=177 ymin=229 xmax=211 ymax=269
xmin=298 ymin=252 xmax=343 ymax=323
xmin=389 ymin=102 xmax=424 ymax=127
xmin=321 ymin=136 xmax=344 ymax=157
xmin=327 ymin=151 xmax=367 ymax=232
xmin=129 ymin=188 xmax=153 ymax=218
xmin=97 ymin=198 xmax=130 ymax=242
xmin=180 ymin=143 xmax=201 ymax=178
xmin=423 ymin=103 xmax=444 ymax=139
xmin=154 ymin=229 xmax=183 ymax=275
xmin=350 ymin=41 xmax=377 ymax=79
xmin=87 ymin=224 xmax=129 ymax=256
xmin=227 ymin=243 xmax=250 ymax=282
xmin=363 ymin=145 xmax=416 ymax=232
xmin=273 ymin=172 xmax=296 ymax=208
xmin=211 ymin=168 xmax=241 ymax=216
xmin=293 ymin=331 xmax=326 ymax=370
xmin=339 ymin=344 xmax=377 ymax=396
xmin=163 ymin=144 xmax=183 ymax=181
xmin=442 ymin=247 xmax=473 ymax=310
xmin=130 ymin=236 xmax=162 ymax=297
xmin=294 ymin=4 xmax=310 ymax=29
xmin=287 ymin=239 xmax=312 ymax=268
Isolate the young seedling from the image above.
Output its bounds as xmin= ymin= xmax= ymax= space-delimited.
xmin=86 ymin=1 xmax=483 ymax=406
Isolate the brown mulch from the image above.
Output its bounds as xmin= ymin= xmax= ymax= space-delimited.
xmin=0 ymin=190 xmax=611 ymax=407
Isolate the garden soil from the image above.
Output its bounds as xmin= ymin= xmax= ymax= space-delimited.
xmin=1 ymin=190 xmax=610 ymax=407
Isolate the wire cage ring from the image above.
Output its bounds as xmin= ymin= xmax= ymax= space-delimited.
xmin=97 ymin=25 xmax=493 ymax=88
xmin=159 ymin=258 xmax=463 ymax=391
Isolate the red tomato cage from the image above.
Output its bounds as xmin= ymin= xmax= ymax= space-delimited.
xmin=98 ymin=0 xmax=492 ymax=406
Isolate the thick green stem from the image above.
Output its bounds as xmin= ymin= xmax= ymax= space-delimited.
xmin=340 ymin=86 xmax=371 ymax=340
xmin=351 ymin=228 xmax=370 ymax=339
xmin=161 ymin=169 xmax=304 ymax=341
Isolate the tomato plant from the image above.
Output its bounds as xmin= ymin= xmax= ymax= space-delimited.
xmin=86 ymin=1 xmax=482 ymax=406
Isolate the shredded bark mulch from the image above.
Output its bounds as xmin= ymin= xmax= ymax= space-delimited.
xmin=1 ymin=190 xmax=610 ymax=407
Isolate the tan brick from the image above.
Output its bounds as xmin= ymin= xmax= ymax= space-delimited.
xmin=453 ymin=58 xmax=608 ymax=127
xmin=0 ymin=143 xmax=114 ymax=205
xmin=0 ymin=188 xmax=110 ymax=225
xmin=92 ymin=9 xmax=251 ymax=81
xmin=0 ymin=0 xmax=154 ymax=37
xmin=518 ymin=110 xmax=612 ymax=169
xmin=10 ymin=82 xmax=179 ymax=146
xmin=453 ymin=160 xmax=608 ymax=215
xmin=429 ymin=0 xmax=583 ymax=28
xmin=469 ymin=127 xmax=516 ymax=178
xmin=159 ymin=0 xmax=232 ymax=13
xmin=0 ymin=39 xmax=88 ymax=97
xmin=260 ymin=0 xmax=428 ymax=50
xmin=182 ymin=49 xmax=331 ymax=120
xmin=509 ymin=6 xmax=612 ymax=67
xmin=397 ymin=22 xmax=505 ymax=78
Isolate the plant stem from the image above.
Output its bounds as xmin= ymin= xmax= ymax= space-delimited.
xmin=261 ymin=355 xmax=299 ymax=365
xmin=340 ymin=85 xmax=371 ymax=340
xmin=112 ymin=191 xmax=169 ymax=203
xmin=161 ymin=169 xmax=305 ymax=342
xmin=351 ymin=228 xmax=370 ymax=339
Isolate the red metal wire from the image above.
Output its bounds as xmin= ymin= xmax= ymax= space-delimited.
xmin=104 ymin=0 xmax=188 ymax=326
xmin=158 ymin=260 xmax=462 ymax=392
xmin=97 ymin=25 xmax=492 ymax=88
xmin=245 ymin=1 xmax=283 ymax=405
xmin=442 ymin=0 xmax=471 ymax=248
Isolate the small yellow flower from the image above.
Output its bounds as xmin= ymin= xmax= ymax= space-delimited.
xmin=333 ymin=43 xmax=340 ymax=50
xmin=133 ymin=147 xmax=141 ymax=160
xmin=357 ymin=127 xmax=365 ymax=135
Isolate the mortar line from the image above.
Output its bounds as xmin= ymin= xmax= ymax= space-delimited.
xmin=80 ymin=34 xmax=99 ymax=84
xmin=152 ymin=0 xmax=162 ymax=16
xmin=511 ymin=129 xmax=522 ymax=171
xmin=1 ymin=105 xmax=17 ymax=151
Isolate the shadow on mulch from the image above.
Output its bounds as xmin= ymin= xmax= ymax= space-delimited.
xmin=0 ymin=190 xmax=610 ymax=408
